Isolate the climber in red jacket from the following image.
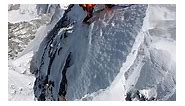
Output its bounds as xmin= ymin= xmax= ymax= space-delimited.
xmin=79 ymin=4 xmax=114 ymax=24
xmin=79 ymin=4 xmax=96 ymax=24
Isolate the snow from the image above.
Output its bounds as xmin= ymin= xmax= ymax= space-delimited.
xmin=145 ymin=4 xmax=176 ymax=30
xmin=90 ymin=31 xmax=146 ymax=101
xmin=30 ymin=4 xmax=172 ymax=101
xmin=8 ymin=4 xmax=65 ymax=101
xmin=139 ymin=88 xmax=157 ymax=99
xmin=60 ymin=4 xmax=69 ymax=9
xmin=144 ymin=5 xmax=176 ymax=62
xmin=80 ymin=4 xmax=176 ymax=101
xmin=9 ymin=51 xmax=33 ymax=74
xmin=8 ymin=69 xmax=35 ymax=101
xmin=150 ymin=39 xmax=176 ymax=62
xmin=16 ymin=6 xmax=65 ymax=58
xmin=8 ymin=52 xmax=35 ymax=101
xmin=16 ymin=25 xmax=47 ymax=58
xmin=122 ymin=4 xmax=176 ymax=101
xmin=8 ymin=4 xmax=175 ymax=101
xmin=8 ymin=4 xmax=40 ymax=23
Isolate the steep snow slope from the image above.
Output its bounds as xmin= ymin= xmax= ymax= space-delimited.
xmin=8 ymin=4 xmax=65 ymax=60
xmin=80 ymin=31 xmax=146 ymax=101
xmin=124 ymin=4 xmax=176 ymax=101
xmin=31 ymin=4 xmax=148 ymax=101
xmin=8 ymin=52 xmax=35 ymax=101
xmin=8 ymin=4 xmax=175 ymax=101
xmin=17 ymin=5 xmax=65 ymax=58
xmin=8 ymin=4 xmax=65 ymax=101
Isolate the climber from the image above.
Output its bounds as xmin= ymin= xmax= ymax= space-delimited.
xmin=79 ymin=4 xmax=114 ymax=24
xmin=79 ymin=4 xmax=96 ymax=24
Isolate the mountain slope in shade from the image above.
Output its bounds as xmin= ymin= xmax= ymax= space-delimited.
xmin=30 ymin=4 xmax=148 ymax=101
xmin=8 ymin=4 xmax=176 ymax=101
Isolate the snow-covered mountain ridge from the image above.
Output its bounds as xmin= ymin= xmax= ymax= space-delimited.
xmin=8 ymin=4 xmax=176 ymax=101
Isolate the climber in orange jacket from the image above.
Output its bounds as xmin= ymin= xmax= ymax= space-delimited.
xmin=79 ymin=4 xmax=114 ymax=24
xmin=79 ymin=4 xmax=96 ymax=24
